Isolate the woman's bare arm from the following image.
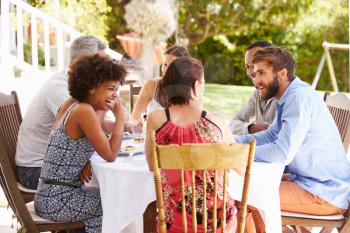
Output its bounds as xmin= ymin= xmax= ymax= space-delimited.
xmin=206 ymin=114 xmax=235 ymax=143
xmin=206 ymin=114 xmax=244 ymax=175
xmin=144 ymin=109 xmax=166 ymax=171
xmin=130 ymin=79 xmax=158 ymax=122
xmin=73 ymin=100 xmax=126 ymax=162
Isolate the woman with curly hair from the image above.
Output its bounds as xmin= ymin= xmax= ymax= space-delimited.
xmin=126 ymin=45 xmax=190 ymax=132
xmin=34 ymin=53 xmax=127 ymax=233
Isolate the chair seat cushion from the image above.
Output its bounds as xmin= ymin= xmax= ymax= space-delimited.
xmin=26 ymin=202 xmax=84 ymax=227
xmin=281 ymin=211 xmax=345 ymax=220
xmin=17 ymin=182 xmax=37 ymax=193
xmin=26 ymin=202 xmax=58 ymax=224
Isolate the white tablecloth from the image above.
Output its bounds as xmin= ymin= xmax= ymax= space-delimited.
xmin=90 ymin=148 xmax=284 ymax=233
xmin=90 ymin=153 xmax=155 ymax=233
xmin=228 ymin=163 xmax=284 ymax=233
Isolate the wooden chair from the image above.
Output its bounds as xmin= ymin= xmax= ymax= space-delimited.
xmin=324 ymin=92 xmax=350 ymax=153
xmin=150 ymin=131 xmax=256 ymax=233
xmin=282 ymin=92 xmax=350 ymax=233
xmin=0 ymin=127 xmax=85 ymax=233
xmin=129 ymin=83 xmax=142 ymax=112
xmin=0 ymin=91 xmax=36 ymax=203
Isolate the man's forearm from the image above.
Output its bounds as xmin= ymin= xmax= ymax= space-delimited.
xmin=248 ymin=123 xmax=269 ymax=134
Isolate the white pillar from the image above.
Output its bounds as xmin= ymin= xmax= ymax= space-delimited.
xmin=0 ymin=0 xmax=14 ymax=80
xmin=139 ymin=40 xmax=155 ymax=83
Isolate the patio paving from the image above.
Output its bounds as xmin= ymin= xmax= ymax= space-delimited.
xmin=0 ymin=188 xmax=20 ymax=233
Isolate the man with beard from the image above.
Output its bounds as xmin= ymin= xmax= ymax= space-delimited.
xmin=235 ymin=46 xmax=350 ymax=231
xmin=230 ymin=41 xmax=277 ymax=135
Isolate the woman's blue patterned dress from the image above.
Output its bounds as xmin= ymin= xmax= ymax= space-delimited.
xmin=34 ymin=104 xmax=102 ymax=233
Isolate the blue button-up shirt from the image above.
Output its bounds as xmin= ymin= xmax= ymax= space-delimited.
xmin=235 ymin=77 xmax=350 ymax=209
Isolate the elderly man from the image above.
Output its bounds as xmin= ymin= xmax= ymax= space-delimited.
xmin=230 ymin=41 xmax=277 ymax=135
xmin=235 ymin=46 xmax=350 ymax=231
xmin=15 ymin=35 xmax=107 ymax=189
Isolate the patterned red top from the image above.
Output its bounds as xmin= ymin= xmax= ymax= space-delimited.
xmin=155 ymin=109 xmax=237 ymax=233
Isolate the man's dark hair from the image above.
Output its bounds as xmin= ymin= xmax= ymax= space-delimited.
xmin=247 ymin=40 xmax=272 ymax=51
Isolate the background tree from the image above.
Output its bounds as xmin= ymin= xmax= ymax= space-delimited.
xmin=177 ymin=0 xmax=312 ymax=46
xmin=28 ymin=0 xmax=349 ymax=91
xmin=105 ymin=0 xmax=130 ymax=50
xmin=190 ymin=0 xmax=349 ymax=91
xmin=28 ymin=0 xmax=112 ymax=41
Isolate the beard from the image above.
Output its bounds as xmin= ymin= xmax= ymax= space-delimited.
xmin=259 ymin=74 xmax=280 ymax=100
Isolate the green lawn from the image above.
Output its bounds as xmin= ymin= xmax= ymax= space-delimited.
xmin=124 ymin=83 xmax=330 ymax=120
xmin=204 ymin=83 xmax=254 ymax=119
xmin=203 ymin=83 xmax=335 ymax=119
xmin=121 ymin=83 xmax=255 ymax=118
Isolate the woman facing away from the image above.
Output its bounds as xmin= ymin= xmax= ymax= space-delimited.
xmin=144 ymin=57 xmax=239 ymax=233
xmin=34 ymin=53 xmax=127 ymax=233
xmin=126 ymin=45 xmax=190 ymax=131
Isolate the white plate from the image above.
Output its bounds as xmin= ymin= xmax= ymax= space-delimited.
xmin=121 ymin=144 xmax=144 ymax=154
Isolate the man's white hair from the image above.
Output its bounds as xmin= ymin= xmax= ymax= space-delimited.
xmin=69 ymin=35 xmax=106 ymax=62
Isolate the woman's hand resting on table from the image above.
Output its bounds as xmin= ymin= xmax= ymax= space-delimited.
xmin=80 ymin=161 xmax=92 ymax=183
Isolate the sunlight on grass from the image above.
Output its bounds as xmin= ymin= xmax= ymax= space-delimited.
xmin=204 ymin=83 xmax=254 ymax=120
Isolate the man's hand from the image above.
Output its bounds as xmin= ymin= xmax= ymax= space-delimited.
xmin=80 ymin=161 xmax=92 ymax=183
xmin=124 ymin=120 xmax=143 ymax=133
xmin=248 ymin=123 xmax=269 ymax=134
xmin=282 ymin=173 xmax=290 ymax=181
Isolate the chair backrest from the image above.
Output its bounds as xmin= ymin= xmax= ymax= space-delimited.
xmin=0 ymin=126 xmax=84 ymax=233
xmin=281 ymin=93 xmax=350 ymax=233
xmin=0 ymin=91 xmax=22 ymax=177
xmin=324 ymin=92 xmax=350 ymax=153
xmin=0 ymin=128 xmax=40 ymax=233
xmin=129 ymin=83 xmax=142 ymax=112
xmin=150 ymin=131 xmax=256 ymax=233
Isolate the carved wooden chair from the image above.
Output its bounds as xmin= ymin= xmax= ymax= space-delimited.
xmin=150 ymin=131 xmax=256 ymax=233
xmin=0 ymin=91 xmax=36 ymax=203
xmin=282 ymin=92 xmax=350 ymax=233
xmin=0 ymin=127 xmax=85 ymax=233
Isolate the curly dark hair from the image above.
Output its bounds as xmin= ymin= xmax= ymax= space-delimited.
xmin=157 ymin=57 xmax=203 ymax=107
xmin=68 ymin=53 xmax=127 ymax=101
